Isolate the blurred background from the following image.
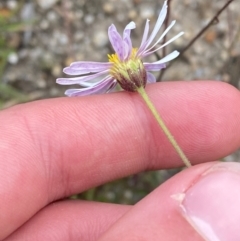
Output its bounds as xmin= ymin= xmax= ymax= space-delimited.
xmin=0 ymin=0 xmax=240 ymax=204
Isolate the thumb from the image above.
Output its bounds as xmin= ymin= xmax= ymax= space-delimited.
xmin=99 ymin=162 xmax=240 ymax=241
xmin=180 ymin=161 xmax=240 ymax=241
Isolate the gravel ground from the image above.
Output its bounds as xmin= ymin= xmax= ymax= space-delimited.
xmin=1 ymin=0 xmax=240 ymax=203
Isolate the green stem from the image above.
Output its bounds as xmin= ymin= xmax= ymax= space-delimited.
xmin=137 ymin=86 xmax=191 ymax=167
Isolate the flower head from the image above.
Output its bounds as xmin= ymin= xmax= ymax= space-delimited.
xmin=57 ymin=1 xmax=184 ymax=96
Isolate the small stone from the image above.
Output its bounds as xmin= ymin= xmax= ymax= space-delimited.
xmin=140 ymin=5 xmax=155 ymax=19
xmin=40 ymin=19 xmax=49 ymax=30
xmin=64 ymin=57 xmax=74 ymax=67
xmin=124 ymin=190 xmax=133 ymax=199
xmin=47 ymin=11 xmax=58 ymax=22
xmin=103 ymin=3 xmax=114 ymax=14
xmin=106 ymin=192 xmax=116 ymax=200
xmin=53 ymin=31 xmax=69 ymax=45
xmin=92 ymin=30 xmax=108 ymax=48
xmin=8 ymin=52 xmax=19 ymax=65
xmin=51 ymin=64 xmax=62 ymax=77
xmin=37 ymin=0 xmax=59 ymax=9
xmin=36 ymin=78 xmax=47 ymax=88
xmin=84 ymin=14 xmax=95 ymax=25
xmin=41 ymin=52 xmax=55 ymax=68
xmin=204 ymin=29 xmax=217 ymax=43
xmin=6 ymin=0 xmax=17 ymax=10
xmin=128 ymin=10 xmax=137 ymax=20
xmin=222 ymin=73 xmax=230 ymax=83
xmin=58 ymin=33 xmax=69 ymax=45
xmin=21 ymin=2 xmax=35 ymax=20
xmin=50 ymin=87 xmax=60 ymax=96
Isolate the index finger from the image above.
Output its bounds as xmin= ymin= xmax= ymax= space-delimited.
xmin=0 ymin=81 xmax=240 ymax=239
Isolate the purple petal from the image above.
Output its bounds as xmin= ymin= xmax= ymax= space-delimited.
xmin=137 ymin=19 xmax=150 ymax=55
xmin=56 ymin=70 xmax=109 ymax=85
xmin=65 ymin=76 xmax=115 ymax=97
xmin=69 ymin=61 xmax=112 ymax=70
xmin=123 ymin=21 xmax=136 ymax=59
xmin=63 ymin=68 xmax=91 ymax=76
xmin=144 ymin=62 xmax=166 ymax=71
xmin=138 ymin=1 xmax=167 ymax=55
xmin=63 ymin=61 xmax=112 ymax=75
xmin=108 ymin=24 xmax=124 ymax=60
xmin=63 ymin=62 xmax=112 ymax=75
xmin=146 ymin=72 xmax=156 ymax=83
xmin=123 ymin=42 xmax=130 ymax=60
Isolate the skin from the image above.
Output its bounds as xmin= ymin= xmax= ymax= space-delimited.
xmin=0 ymin=81 xmax=240 ymax=240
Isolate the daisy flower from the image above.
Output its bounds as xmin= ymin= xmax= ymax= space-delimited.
xmin=57 ymin=1 xmax=191 ymax=167
xmin=56 ymin=1 xmax=184 ymax=97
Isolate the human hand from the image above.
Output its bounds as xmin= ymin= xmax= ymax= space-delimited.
xmin=1 ymin=81 xmax=240 ymax=241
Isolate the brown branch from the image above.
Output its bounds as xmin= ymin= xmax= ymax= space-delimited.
xmin=159 ymin=0 xmax=235 ymax=80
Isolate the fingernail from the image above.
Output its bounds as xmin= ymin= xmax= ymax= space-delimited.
xmin=180 ymin=162 xmax=240 ymax=241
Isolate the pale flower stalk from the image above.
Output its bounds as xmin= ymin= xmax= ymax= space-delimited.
xmin=57 ymin=1 xmax=192 ymax=167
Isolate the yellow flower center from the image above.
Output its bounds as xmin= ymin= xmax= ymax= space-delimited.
xmin=108 ymin=48 xmax=138 ymax=78
xmin=107 ymin=48 xmax=147 ymax=92
xmin=108 ymin=48 xmax=138 ymax=63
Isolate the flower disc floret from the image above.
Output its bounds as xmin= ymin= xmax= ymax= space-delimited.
xmin=108 ymin=49 xmax=146 ymax=91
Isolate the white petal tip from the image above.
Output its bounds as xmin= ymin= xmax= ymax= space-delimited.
xmin=174 ymin=50 xmax=180 ymax=56
xmin=128 ymin=21 xmax=136 ymax=28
